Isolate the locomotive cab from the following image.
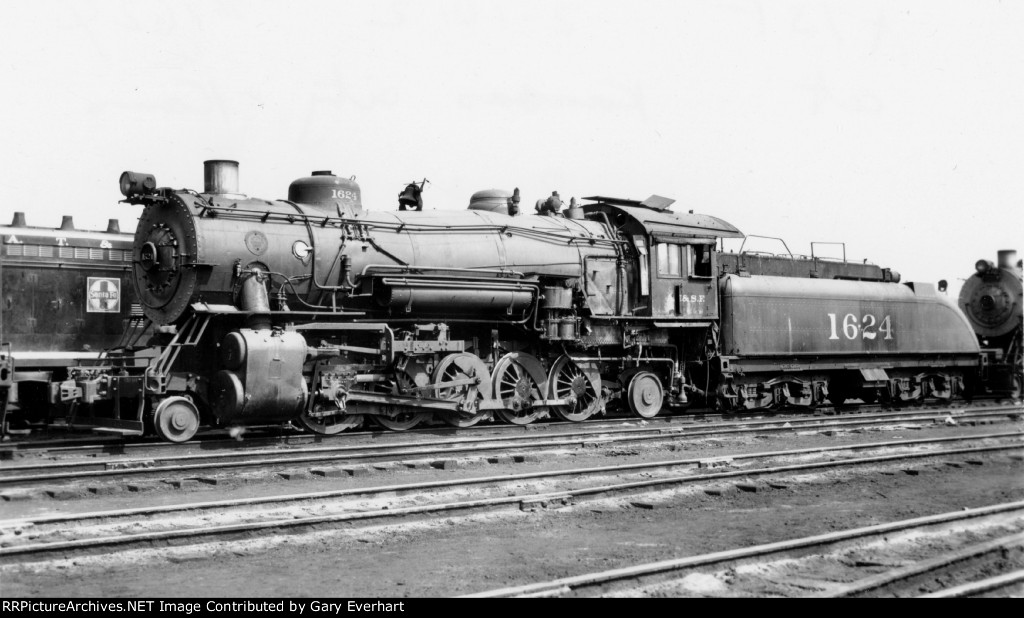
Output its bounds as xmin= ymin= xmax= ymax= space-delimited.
xmin=649 ymin=239 xmax=718 ymax=319
xmin=582 ymin=196 xmax=743 ymax=321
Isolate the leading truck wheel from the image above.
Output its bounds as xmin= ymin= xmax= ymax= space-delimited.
xmin=627 ymin=372 xmax=664 ymax=419
xmin=152 ymin=396 xmax=200 ymax=443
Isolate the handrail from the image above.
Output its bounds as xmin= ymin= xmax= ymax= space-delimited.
xmin=811 ymin=241 xmax=847 ymax=263
xmin=190 ymin=200 xmax=626 ymax=248
xmin=737 ymin=234 xmax=793 ymax=258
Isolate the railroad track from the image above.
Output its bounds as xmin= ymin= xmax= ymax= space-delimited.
xmin=5 ymin=398 xmax=1018 ymax=457
xmin=919 ymin=569 xmax=1024 ymax=598
xmin=1 ymin=432 xmax=1021 ymax=563
xmin=826 ymin=533 xmax=1024 ymax=598
xmin=462 ymin=500 xmax=1024 ymax=598
xmin=0 ymin=406 xmax=1020 ymax=489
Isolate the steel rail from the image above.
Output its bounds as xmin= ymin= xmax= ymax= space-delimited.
xmin=5 ymin=405 xmax=1020 ymax=467
xmin=1 ymin=438 xmax=1021 ymax=559
xmin=460 ymin=500 xmax=1024 ymax=598
xmin=6 ymin=406 xmax=1004 ymax=467
xmin=823 ymin=532 xmax=1024 ymax=597
xmin=917 ymin=569 xmax=1024 ymax=598
xmin=7 ymin=402 xmax=1019 ymax=456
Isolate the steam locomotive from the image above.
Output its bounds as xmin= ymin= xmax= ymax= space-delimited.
xmin=16 ymin=158 xmax=978 ymax=439
xmin=44 ymin=159 xmax=971 ymax=443
xmin=957 ymin=251 xmax=1022 ymax=398
xmin=0 ymin=213 xmax=148 ymax=433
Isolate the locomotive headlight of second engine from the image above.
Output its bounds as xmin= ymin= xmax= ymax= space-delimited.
xmin=119 ymin=171 xmax=158 ymax=199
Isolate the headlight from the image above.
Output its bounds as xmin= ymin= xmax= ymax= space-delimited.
xmin=119 ymin=171 xmax=157 ymax=198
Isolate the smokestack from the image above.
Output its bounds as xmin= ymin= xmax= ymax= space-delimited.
xmin=106 ymin=219 xmax=121 ymax=234
xmin=998 ymin=250 xmax=1017 ymax=269
xmin=60 ymin=216 xmax=75 ymax=231
xmin=10 ymin=212 xmax=26 ymax=227
xmin=203 ymin=160 xmax=240 ymax=195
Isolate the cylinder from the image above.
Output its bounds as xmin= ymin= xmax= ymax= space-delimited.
xmin=564 ymin=206 xmax=584 ymax=220
xmin=204 ymin=160 xmax=240 ymax=195
xmin=546 ymin=319 xmax=561 ymax=339
xmin=559 ymin=318 xmax=577 ymax=340
xmin=10 ymin=212 xmax=25 ymax=227
xmin=998 ymin=250 xmax=1018 ymax=269
xmin=211 ymin=370 xmax=245 ymax=417
xmin=221 ymin=331 xmax=248 ymax=370
xmin=60 ymin=216 xmax=75 ymax=230
xmin=106 ymin=219 xmax=121 ymax=234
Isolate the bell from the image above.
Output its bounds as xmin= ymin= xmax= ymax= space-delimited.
xmin=398 ymin=183 xmax=422 ymax=211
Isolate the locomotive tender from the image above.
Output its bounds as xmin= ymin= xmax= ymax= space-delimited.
xmin=0 ymin=213 xmax=147 ymax=432
xmin=57 ymin=160 xmax=980 ymax=442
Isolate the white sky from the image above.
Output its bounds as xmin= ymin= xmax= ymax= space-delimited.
xmin=1 ymin=0 xmax=1021 ymax=297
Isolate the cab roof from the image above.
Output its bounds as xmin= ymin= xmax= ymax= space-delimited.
xmin=584 ymin=196 xmax=744 ymax=239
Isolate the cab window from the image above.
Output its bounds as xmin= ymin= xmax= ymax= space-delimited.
xmin=656 ymin=243 xmax=682 ymax=277
xmin=691 ymin=244 xmax=713 ymax=278
xmin=657 ymin=242 xmax=713 ymax=278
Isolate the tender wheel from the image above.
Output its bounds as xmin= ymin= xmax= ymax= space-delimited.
xmin=827 ymin=383 xmax=849 ymax=406
xmin=548 ymin=355 xmax=601 ymax=422
xmin=626 ymin=372 xmax=663 ymax=419
xmin=152 ymin=396 xmax=200 ymax=443
xmin=374 ymin=363 xmax=430 ymax=431
xmin=893 ymin=381 xmax=923 ymax=407
xmin=923 ymin=374 xmax=954 ymax=402
xmin=492 ymin=353 xmax=547 ymax=425
xmin=434 ymin=352 xmax=491 ymax=428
